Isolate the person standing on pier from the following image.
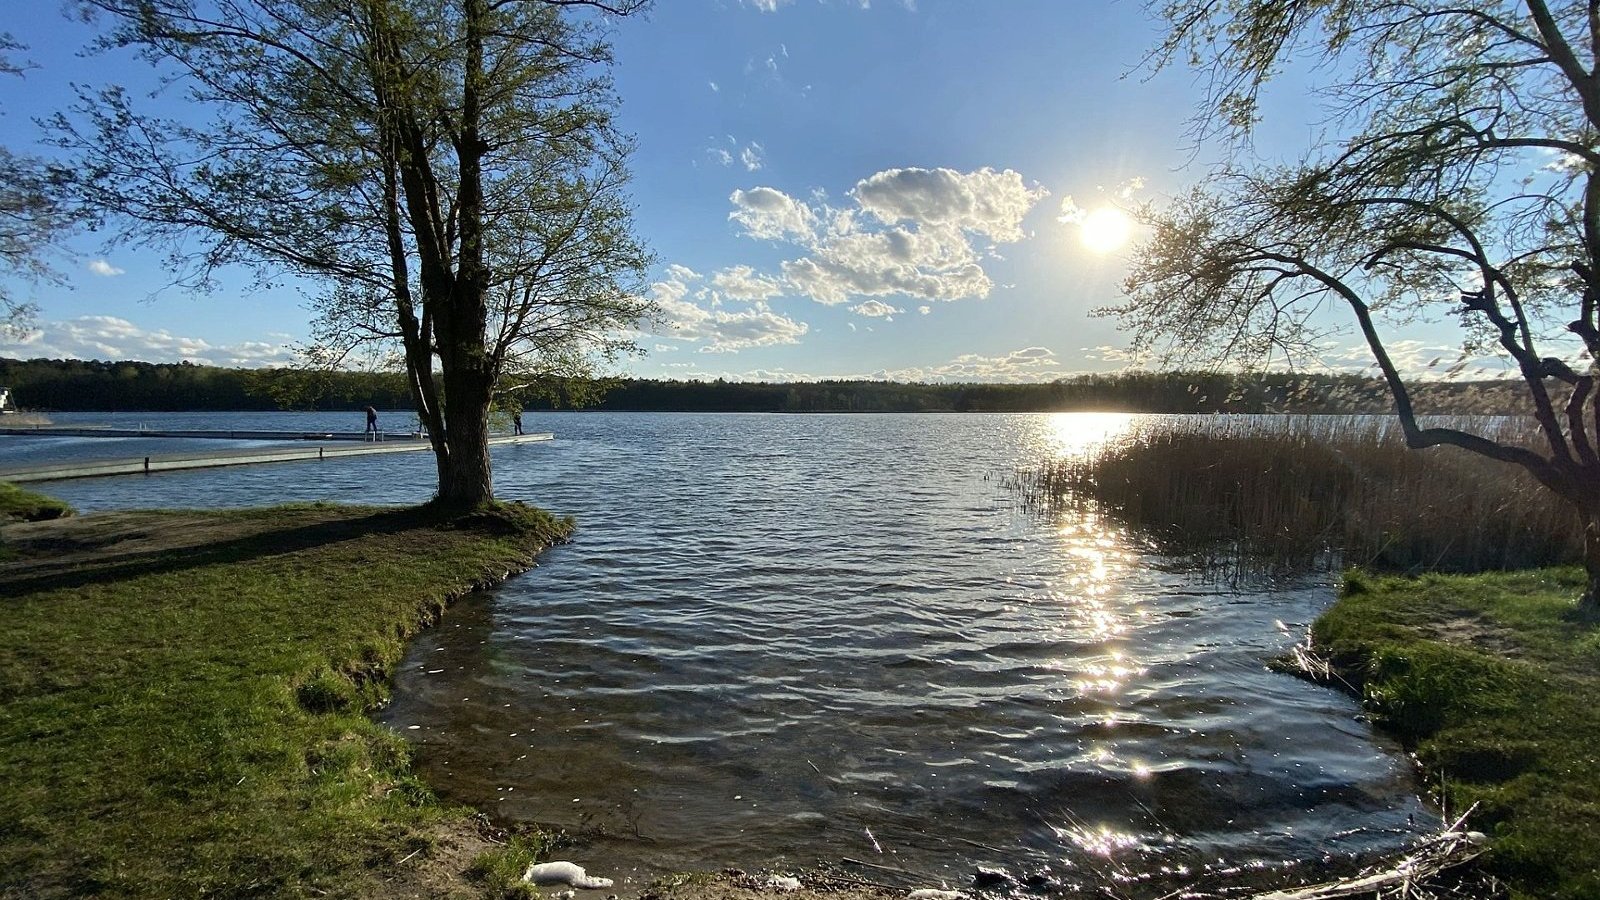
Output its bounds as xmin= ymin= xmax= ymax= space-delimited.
xmin=513 ymin=410 xmax=524 ymax=435
xmin=365 ymin=406 xmax=380 ymax=441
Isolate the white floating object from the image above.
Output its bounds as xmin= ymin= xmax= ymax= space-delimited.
xmin=765 ymin=875 xmax=802 ymax=892
xmin=908 ymin=891 xmax=963 ymax=900
xmin=523 ymin=862 xmax=615 ymax=889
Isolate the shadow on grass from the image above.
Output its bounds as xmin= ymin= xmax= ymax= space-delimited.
xmin=0 ymin=506 xmax=450 ymax=599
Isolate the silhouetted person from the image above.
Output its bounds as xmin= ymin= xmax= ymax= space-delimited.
xmin=513 ymin=410 xmax=524 ymax=435
xmin=365 ymin=405 xmax=380 ymax=441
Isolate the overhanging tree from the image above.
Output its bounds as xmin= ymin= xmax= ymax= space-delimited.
xmin=0 ymin=35 xmax=78 ymax=336
xmin=1119 ymin=0 xmax=1600 ymax=614
xmin=59 ymin=0 xmax=650 ymax=507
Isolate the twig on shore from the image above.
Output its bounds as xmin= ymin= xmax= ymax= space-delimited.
xmin=1246 ymin=804 xmax=1490 ymax=900
xmin=841 ymin=857 xmax=922 ymax=880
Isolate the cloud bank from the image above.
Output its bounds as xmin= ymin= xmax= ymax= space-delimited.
xmin=1 ymin=316 xmax=297 ymax=367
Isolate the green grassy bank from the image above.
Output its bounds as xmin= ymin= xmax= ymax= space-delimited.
xmin=0 ymin=481 xmax=74 ymax=524
xmin=0 ymin=493 xmax=572 ymax=899
xmin=1314 ymin=569 xmax=1600 ymax=899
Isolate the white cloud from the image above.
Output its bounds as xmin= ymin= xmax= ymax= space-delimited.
xmin=727 ymin=166 xmax=1047 ymax=309
xmin=645 ymin=347 xmax=1067 ymax=385
xmin=737 ymin=0 xmax=914 ymax=11
xmin=709 ymin=81 xmax=720 ymax=92
xmin=1313 ymin=339 xmax=1516 ymax=381
xmin=740 ymin=142 xmax=765 ymax=172
xmin=706 ymin=137 xmax=766 ymax=171
xmin=729 ymin=186 xmax=818 ymax=241
xmin=781 ymin=222 xmax=991 ymax=305
xmin=1058 ymin=195 xmax=1087 ymax=225
xmin=711 ymin=265 xmax=785 ymax=301
xmin=1076 ymin=338 xmax=1526 ymax=381
xmin=0 ymin=315 xmax=298 ymax=367
xmin=881 ymin=346 xmax=1069 ymax=383
xmin=644 ymin=266 xmax=809 ymax=353
xmin=87 ymin=259 xmax=125 ymax=277
xmin=918 ymin=305 xmax=931 ymax=315
xmin=853 ymin=167 xmax=1047 ymax=242
xmin=850 ymin=300 xmax=901 ymax=319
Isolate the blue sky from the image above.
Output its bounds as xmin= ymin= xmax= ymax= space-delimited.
xmin=0 ymin=0 xmax=1484 ymax=382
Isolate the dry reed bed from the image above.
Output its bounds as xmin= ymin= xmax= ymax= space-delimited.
xmin=1016 ymin=415 xmax=1578 ymax=574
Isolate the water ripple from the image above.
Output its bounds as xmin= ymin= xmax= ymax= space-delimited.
xmin=26 ymin=411 xmax=1429 ymax=895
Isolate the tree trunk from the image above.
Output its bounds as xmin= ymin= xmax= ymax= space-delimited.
xmin=434 ymin=352 xmax=494 ymax=509
xmin=1582 ymin=513 xmax=1600 ymax=621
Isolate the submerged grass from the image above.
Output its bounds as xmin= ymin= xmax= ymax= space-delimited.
xmin=1313 ymin=570 xmax=1600 ymax=900
xmin=0 ymin=498 xmax=572 ymax=899
xmin=1016 ymin=415 xmax=1576 ymax=575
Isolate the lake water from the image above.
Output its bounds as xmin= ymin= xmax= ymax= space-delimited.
xmin=7 ymin=411 xmax=1428 ymax=895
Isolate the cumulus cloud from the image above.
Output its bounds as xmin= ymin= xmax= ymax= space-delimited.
xmin=850 ymin=300 xmax=901 ymax=319
xmin=726 ymin=166 xmax=1047 ymax=308
xmin=87 ymin=259 xmax=125 ymax=277
xmin=729 ymin=186 xmax=818 ymax=241
xmin=0 ymin=315 xmax=297 ymax=367
xmin=1314 ymin=339 xmax=1517 ymax=381
xmin=711 ymin=265 xmax=785 ymax=301
xmin=880 ymin=346 xmax=1069 ymax=383
xmin=781 ymin=222 xmax=991 ymax=305
xmin=644 ymin=266 xmax=809 ymax=353
xmin=646 ymin=346 xmax=1068 ymax=384
xmin=854 ymin=167 xmax=1046 ymax=242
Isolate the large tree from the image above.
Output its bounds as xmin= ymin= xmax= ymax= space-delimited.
xmin=59 ymin=0 xmax=650 ymax=507
xmin=1118 ymin=0 xmax=1600 ymax=615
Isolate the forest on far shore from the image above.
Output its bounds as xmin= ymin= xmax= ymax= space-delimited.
xmin=0 ymin=356 xmax=1535 ymax=415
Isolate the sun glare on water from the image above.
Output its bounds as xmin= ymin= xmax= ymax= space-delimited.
xmin=1078 ymin=206 xmax=1133 ymax=254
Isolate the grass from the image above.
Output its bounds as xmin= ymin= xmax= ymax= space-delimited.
xmin=1016 ymin=415 xmax=1577 ymax=575
xmin=0 ymin=481 xmax=75 ymax=523
xmin=1314 ymin=569 xmax=1600 ymax=900
xmin=0 ymin=498 xmax=573 ymax=899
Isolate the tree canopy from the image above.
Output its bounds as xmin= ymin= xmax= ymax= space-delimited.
xmin=0 ymin=34 xmax=78 ymax=336
xmin=57 ymin=0 xmax=651 ymax=506
xmin=1119 ymin=0 xmax=1600 ymax=612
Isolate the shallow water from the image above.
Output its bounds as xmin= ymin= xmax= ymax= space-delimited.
xmin=13 ymin=411 xmax=1428 ymax=895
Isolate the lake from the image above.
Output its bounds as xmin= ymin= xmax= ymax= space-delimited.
xmin=7 ymin=411 xmax=1427 ymax=895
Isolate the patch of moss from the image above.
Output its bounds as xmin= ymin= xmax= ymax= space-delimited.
xmin=1314 ymin=569 xmax=1600 ymax=899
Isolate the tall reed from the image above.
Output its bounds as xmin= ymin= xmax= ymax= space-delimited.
xmin=1015 ymin=415 xmax=1579 ymax=574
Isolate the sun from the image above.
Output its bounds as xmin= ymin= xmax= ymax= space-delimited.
xmin=1078 ymin=206 xmax=1134 ymax=254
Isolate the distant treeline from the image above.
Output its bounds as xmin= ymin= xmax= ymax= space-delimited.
xmin=540 ymin=372 xmax=1534 ymax=415
xmin=0 ymin=355 xmax=1533 ymax=415
xmin=0 ymin=358 xmax=409 ymax=411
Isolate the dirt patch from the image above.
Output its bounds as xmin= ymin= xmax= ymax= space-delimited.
xmin=357 ymin=818 xmax=504 ymax=900
xmin=1410 ymin=615 xmax=1524 ymax=658
xmin=640 ymin=870 xmax=904 ymax=900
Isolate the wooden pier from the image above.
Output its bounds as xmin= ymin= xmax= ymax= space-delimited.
xmin=0 ymin=432 xmax=553 ymax=483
